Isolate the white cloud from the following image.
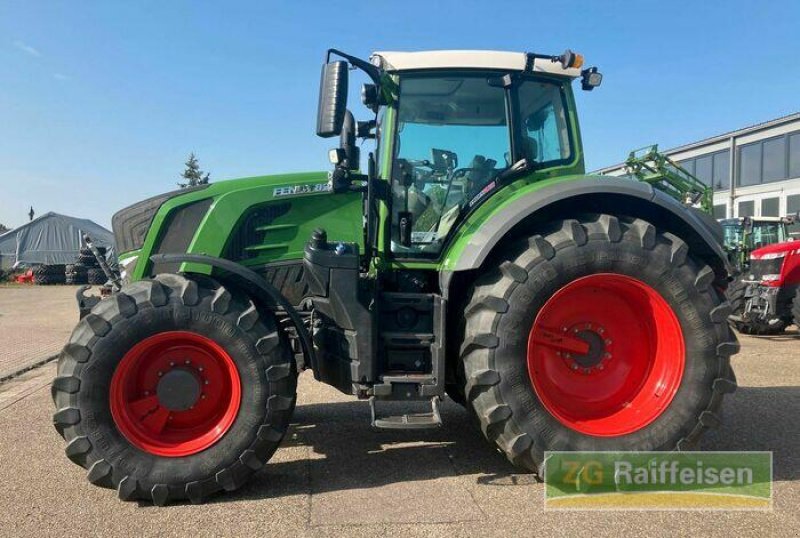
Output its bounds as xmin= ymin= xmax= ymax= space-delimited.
xmin=13 ymin=40 xmax=41 ymax=57
xmin=53 ymin=73 xmax=69 ymax=81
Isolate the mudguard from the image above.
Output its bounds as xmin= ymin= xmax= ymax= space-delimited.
xmin=443 ymin=175 xmax=732 ymax=276
xmin=149 ymin=253 xmax=318 ymax=377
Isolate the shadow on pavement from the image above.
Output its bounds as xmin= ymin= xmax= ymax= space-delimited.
xmin=216 ymin=399 xmax=519 ymax=504
xmin=203 ymin=383 xmax=800 ymax=504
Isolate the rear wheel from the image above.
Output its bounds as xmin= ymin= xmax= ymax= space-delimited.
xmin=52 ymin=273 xmax=296 ymax=505
xmin=460 ymin=215 xmax=738 ymax=472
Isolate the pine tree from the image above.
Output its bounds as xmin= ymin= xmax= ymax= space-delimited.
xmin=178 ymin=152 xmax=211 ymax=188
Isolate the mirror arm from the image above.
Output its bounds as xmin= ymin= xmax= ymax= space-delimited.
xmin=326 ymin=49 xmax=382 ymax=85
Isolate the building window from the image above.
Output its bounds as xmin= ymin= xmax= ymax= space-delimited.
xmin=679 ymin=158 xmax=696 ymax=177
xmin=762 ymin=136 xmax=787 ymax=183
xmin=788 ymin=194 xmax=800 ymax=214
xmin=738 ymin=200 xmax=755 ymax=217
xmin=713 ymin=204 xmax=727 ymax=219
xmin=790 ymin=133 xmax=800 ymax=179
xmin=761 ymin=197 xmax=780 ymax=217
xmin=787 ymin=194 xmax=800 ymax=237
xmin=695 ymin=155 xmax=713 ymax=185
xmin=737 ymin=142 xmax=761 ymax=186
xmin=713 ymin=150 xmax=730 ymax=190
xmin=678 ymin=149 xmax=729 ymax=190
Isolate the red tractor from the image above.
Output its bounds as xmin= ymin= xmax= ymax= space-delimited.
xmin=729 ymin=239 xmax=800 ymax=334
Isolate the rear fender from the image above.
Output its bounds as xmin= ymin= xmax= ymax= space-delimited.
xmin=441 ymin=176 xmax=732 ymax=292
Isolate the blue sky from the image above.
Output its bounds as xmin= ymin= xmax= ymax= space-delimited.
xmin=1 ymin=0 xmax=798 ymax=228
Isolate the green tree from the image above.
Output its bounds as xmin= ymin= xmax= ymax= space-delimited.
xmin=178 ymin=152 xmax=210 ymax=188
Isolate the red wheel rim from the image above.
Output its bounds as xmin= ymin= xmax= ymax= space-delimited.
xmin=110 ymin=331 xmax=241 ymax=457
xmin=527 ymin=274 xmax=684 ymax=437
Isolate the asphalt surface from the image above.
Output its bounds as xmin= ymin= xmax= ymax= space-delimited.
xmin=0 ymin=285 xmax=78 ymax=379
xmin=0 ymin=287 xmax=798 ymax=537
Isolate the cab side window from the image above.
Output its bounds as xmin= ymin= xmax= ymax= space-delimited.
xmin=517 ymin=81 xmax=571 ymax=165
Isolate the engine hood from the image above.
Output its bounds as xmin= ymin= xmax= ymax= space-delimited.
xmin=197 ymin=171 xmax=330 ymax=199
xmin=751 ymin=240 xmax=799 ymax=259
xmin=113 ymin=171 xmax=330 ymax=255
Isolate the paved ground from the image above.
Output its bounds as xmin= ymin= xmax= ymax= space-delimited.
xmin=0 ymin=285 xmax=78 ymax=379
xmin=0 ymin=288 xmax=798 ymax=537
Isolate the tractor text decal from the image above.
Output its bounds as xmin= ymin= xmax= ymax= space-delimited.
xmin=273 ymin=183 xmax=331 ymax=197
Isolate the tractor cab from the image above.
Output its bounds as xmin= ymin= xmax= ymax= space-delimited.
xmin=316 ymin=49 xmax=601 ymax=263
xmin=720 ymin=216 xmax=792 ymax=272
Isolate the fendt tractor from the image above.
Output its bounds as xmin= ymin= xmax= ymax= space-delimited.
xmin=52 ymin=49 xmax=740 ymax=505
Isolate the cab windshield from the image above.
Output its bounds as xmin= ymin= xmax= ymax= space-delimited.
xmin=390 ymin=72 xmax=570 ymax=257
xmin=722 ymin=221 xmax=787 ymax=250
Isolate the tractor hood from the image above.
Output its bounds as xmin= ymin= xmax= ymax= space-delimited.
xmin=112 ymin=171 xmax=329 ymax=255
xmin=751 ymin=239 xmax=799 ymax=260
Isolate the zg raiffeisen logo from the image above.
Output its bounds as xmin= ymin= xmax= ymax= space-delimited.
xmin=544 ymin=451 xmax=772 ymax=510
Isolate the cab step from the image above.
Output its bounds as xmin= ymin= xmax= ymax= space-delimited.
xmin=369 ymin=396 xmax=442 ymax=430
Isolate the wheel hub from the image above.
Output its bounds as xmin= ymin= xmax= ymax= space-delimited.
xmin=561 ymin=324 xmax=612 ymax=372
xmin=110 ymin=331 xmax=241 ymax=457
xmin=156 ymin=367 xmax=202 ymax=412
xmin=527 ymin=273 xmax=685 ymax=437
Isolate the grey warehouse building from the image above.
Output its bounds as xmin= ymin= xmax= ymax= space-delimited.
xmin=597 ymin=112 xmax=800 ymax=230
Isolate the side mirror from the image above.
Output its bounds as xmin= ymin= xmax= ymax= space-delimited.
xmin=316 ymin=61 xmax=348 ymax=138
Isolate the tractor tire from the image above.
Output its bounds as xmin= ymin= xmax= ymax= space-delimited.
xmin=34 ymin=264 xmax=66 ymax=277
xmin=66 ymin=264 xmax=87 ymax=275
xmin=66 ymin=274 xmax=88 ymax=285
xmin=460 ymin=215 xmax=738 ymax=473
xmin=36 ymin=274 xmax=65 ymax=285
xmin=726 ymin=279 xmax=746 ymax=317
xmin=793 ymin=288 xmax=800 ymax=329
xmin=87 ymin=268 xmax=108 ymax=285
xmin=52 ymin=274 xmax=297 ymax=505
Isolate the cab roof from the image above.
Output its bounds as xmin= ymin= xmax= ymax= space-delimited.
xmin=370 ymin=50 xmax=582 ymax=78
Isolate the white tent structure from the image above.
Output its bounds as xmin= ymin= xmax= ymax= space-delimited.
xmin=0 ymin=212 xmax=114 ymax=269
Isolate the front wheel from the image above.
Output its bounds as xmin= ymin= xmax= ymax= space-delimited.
xmin=460 ymin=215 xmax=738 ymax=472
xmin=52 ymin=274 xmax=296 ymax=505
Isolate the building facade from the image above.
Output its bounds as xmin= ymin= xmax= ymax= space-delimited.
xmin=596 ymin=112 xmax=800 ymax=226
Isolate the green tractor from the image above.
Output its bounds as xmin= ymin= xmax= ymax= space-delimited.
xmin=52 ymin=48 xmax=739 ymax=505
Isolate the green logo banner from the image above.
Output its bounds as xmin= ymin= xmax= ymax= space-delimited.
xmin=544 ymin=451 xmax=772 ymax=510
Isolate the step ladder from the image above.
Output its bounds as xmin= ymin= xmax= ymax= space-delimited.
xmin=369 ymin=396 xmax=442 ymax=430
